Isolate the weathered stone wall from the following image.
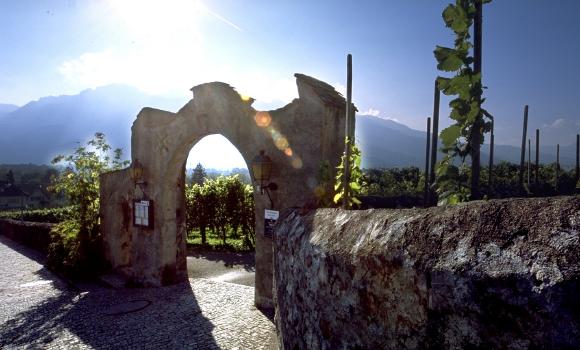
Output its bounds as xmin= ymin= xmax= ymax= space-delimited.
xmin=0 ymin=219 xmax=54 ymax=253
xmin=274 ymin=196 xmax=580 ymax=349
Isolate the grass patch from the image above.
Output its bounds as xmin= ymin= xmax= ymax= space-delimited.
xmin=186 ymin=229 xmax=254 ymax=253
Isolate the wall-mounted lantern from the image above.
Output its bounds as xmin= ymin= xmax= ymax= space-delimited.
xmin=130 ymin=159 xmax=147 ymax=187
xmin=251 ymin=150 xmax=277 ymax=207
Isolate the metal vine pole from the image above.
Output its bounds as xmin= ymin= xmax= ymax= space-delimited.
xmin=424 ymin=117 xmax=431 ymax=206
xmin=535 ymin=129 xmax=540 ymax=186
xmin=429 ymin=80 xmax=440 ymax=202
xmin=519 ymin=105 xmax=528 ymax=186
xmin=343 ymin=54 xmax=353 ymax=209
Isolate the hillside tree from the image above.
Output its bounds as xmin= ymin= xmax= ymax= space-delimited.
xmin=5 ymin=169 xmax=15 ymax=185
xmin=191 ymin=163 xmax=207 ymax=185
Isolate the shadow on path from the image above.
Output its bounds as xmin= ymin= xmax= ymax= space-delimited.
xmin=0 ymin=236 xmax=220 ymax=349
xmin=0 ymin=234 xmax=46 ymax=265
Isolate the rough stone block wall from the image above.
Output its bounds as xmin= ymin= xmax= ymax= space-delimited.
xmin=0 ymin=219 xmax=54 ymax=253
xmin=273 ymin=196 xmax=580 ymax=349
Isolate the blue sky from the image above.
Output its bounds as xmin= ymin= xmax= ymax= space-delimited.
xmin=1 ymin=0 xmax=579 ymax=168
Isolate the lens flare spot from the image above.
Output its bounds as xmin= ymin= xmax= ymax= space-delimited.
xmin=284 ymin=147 xmax=293 ymax=157
xmin=275 ymin=137 xmax=289 ymax=150
xmin=254 ymin=111 xmax=271 ymax=127
xmin=291 ymin=156 xmax=303 ymax=169
xmin=240 ymin=94 xmax=252 ymax=102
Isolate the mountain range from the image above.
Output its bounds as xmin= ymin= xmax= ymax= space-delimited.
xmin=0 ymin=85 xmax=186 ymax=164
xmin=355 ymin=115 xmax=577 ymax=169
xmin=0 ymin=85 xmax=577 ymax=169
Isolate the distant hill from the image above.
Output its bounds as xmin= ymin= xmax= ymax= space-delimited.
xmin=0 ymin=163 xmax=57 ymax=184
xmin=0 ymin=85 xmax=187 ymax=164
xmin=356 ymin=115 xmax=577 ymax=169
xmin=0 ymin=87 xmax=576 ymax=169
xmin=356 ymin=115 xmax=430 ymax=168
xmin=0 ymin=103 xmax=19 ymax=115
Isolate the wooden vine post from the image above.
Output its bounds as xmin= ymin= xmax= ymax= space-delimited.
xmin=342 ymin=54 xmax=353 ymax=209
xmin=535 ymin=129 xmax=540 ymax=186
xmin=425 ymin=117 xmax=431 ymax=206
xmin=471 ymin=0 xmax=483 ymax=200
xmin=519 ymin=105 xmax=528 ymax=186
xmin=489 ymin=118 xmax=494 ymax=187
xmin=434 ymin=0 xmax=493 ymax=204
xmin=429 ymin=80 xmax=440 ymax=202
xmin=527 ymin=138 xmax=531 ymax=187
xmin=576 ymin=134 xmax=580 ymax=183
xmin=555 ymin=144 xmax=560 ymax=192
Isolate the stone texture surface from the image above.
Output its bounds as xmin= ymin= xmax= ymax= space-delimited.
xmin=273 ymin=196 xmax=580 ymax=349
xmin=0 ymin=235 xmax=277 ymax=349
xmin=100 ymin=74 xmax=352 ymax=308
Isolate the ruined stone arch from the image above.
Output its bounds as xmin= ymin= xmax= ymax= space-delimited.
xmin=100 ymin=74 xmax=352 ymax=308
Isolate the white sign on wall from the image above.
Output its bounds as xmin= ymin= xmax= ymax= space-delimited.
xmin=264 ymin=209 xmax=279 ymax=237
xmin=134 ymin=200 xmax=153 ymax=228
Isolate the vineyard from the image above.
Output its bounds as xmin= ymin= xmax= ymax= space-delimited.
xmin=185 ymin=174 xmax=255 ymax=251
xmin=361 ymin=162 xmax=579 ymax=209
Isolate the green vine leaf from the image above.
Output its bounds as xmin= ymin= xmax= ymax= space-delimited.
xmin=442 ymin=4 xmax=469 ymax=34
xmin=333 ymin=137 xmax=363 ymax=209
xmin=434 ymin=46 xmax=464 ymax=72
xmin=440 ymin=125 xmax=462 ymax=147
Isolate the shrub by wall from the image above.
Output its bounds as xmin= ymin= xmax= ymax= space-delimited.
xmin=0 ymin=206 xmax=74 ymax=223
xmin=0 ymin=219 xmax=54 ymax=253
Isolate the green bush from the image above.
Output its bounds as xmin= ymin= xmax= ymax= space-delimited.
xmin=46 ymin=132 xmax=128 ymax=278
xmin=0 ymin=206 xmax=74 ymax=223
xmin=46 ymin=219 xmax=105 ymax=278
xmin=47 ymin=220 xmax=81 ymax=277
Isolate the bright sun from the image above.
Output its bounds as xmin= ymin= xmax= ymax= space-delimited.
xmin=106 ymin=0 xmax=208 ymax=43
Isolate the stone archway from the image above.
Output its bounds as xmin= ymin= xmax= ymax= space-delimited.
xmin=100 ymin=74 xmax=351 ymax=308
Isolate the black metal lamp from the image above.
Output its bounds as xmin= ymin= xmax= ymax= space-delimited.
xmin=251 ymin=150 xmax=277 ymax=207
xmin=130 ymin=159 xmax=147 ymax=187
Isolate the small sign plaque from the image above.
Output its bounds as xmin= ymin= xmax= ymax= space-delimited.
xmin=134 ymin=200 xmax=154 ymax=228
xmin=264 ymin=209 xmax=279 ymax=238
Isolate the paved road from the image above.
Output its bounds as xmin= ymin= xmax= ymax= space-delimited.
xmin=187 ymin=250 xmax=255 ymax=287
xmin=0 ymin=235 xmax=277 ymax=349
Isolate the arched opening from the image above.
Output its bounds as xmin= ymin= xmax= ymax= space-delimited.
xmin=183 ymin=134 xmax=256 ymax=287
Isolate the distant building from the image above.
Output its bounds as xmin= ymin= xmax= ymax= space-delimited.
xmin=0 ymin=184 xmax=28 ymax=209
xmin=20 ymin=183 xmax=51 ymax=208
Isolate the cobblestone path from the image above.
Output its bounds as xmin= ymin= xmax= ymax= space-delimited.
xmin=0 ymin=235 xmax=277 ymax=349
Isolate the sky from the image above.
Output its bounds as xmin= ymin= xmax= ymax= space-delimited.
xmin=1 ymin=0 xmax=579 ymax=169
